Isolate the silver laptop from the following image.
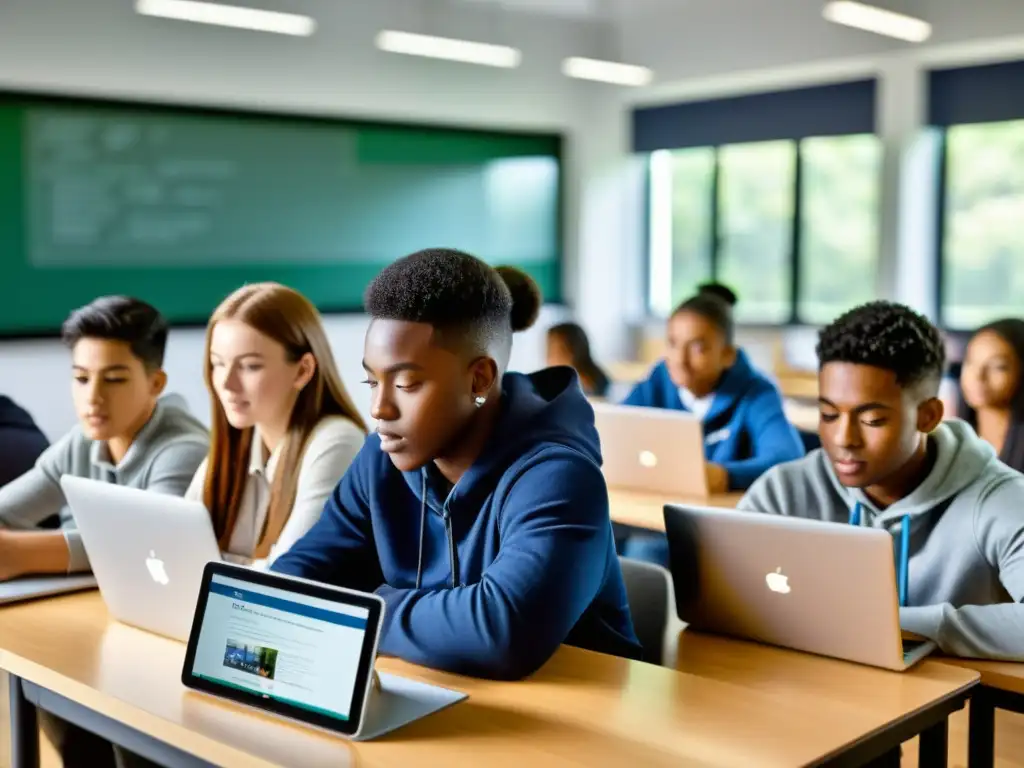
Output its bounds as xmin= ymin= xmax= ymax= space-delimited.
xmin=60 ymin=476 xmax=222 ymax=642
xmin=664 ymin=504 xmax=935 ymax=671
xmin=593 ymin=402 xmax=708 ymax=496
xmin=0 ymin=574 xmax=97 ymax=606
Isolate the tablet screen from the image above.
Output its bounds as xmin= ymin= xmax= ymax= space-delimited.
xmin=183 ymin=567 xmax=382 ymax=733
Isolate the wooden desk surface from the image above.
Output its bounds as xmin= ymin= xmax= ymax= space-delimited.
xmin=0 ymin=593 xmax=979 ymax=768
xmin=942 ymin=658 xmax=1024 ymax=696
xmin=674 ymin=630 xmax=979 ymax=759
xmin=607 ymin=488 xmax=742 ymax=531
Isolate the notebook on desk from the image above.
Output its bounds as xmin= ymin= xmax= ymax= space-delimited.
xmin=664 ymin=504 xmax=935 ymax=671
xmin=0 ymin=574 xmax=97 ymax=606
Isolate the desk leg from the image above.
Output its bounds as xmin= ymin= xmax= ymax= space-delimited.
xmin=968 ymin=688 xmax=995 ymax=768
xmin=863 ymin=747 xmax=901 ymax=767
xmin=8 ymin=676 xmax=39 ymax=768
xmin=919 ymin=717 xmax=949 ymax=766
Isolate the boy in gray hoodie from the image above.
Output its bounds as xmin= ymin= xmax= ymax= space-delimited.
xmin=740 ymin=301 xmax=1024 ymax=660
xmin=0 ymin=296 xmax=208 ymax=581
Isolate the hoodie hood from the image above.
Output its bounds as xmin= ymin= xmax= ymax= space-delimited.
xmin=826 ymin=419 xmax=997 ymax=525
xmin=0 ymin=396 xmax=40 ymax=430
xmin=403 ymin=367 xmax=600 ymax=513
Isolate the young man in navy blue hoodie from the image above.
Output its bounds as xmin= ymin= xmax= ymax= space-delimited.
xmin=272 ymin=249 xmax=642 ymax=679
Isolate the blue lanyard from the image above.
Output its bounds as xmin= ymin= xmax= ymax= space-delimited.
xmin=849 ymin=502 xmax=909 ymax=607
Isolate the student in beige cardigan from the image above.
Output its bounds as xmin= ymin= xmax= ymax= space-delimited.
xmin=188 ymin=283 xmax=367 ymax=569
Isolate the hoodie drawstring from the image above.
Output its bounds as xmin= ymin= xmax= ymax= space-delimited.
xmin=415 ymin=473 xmax=427 ymax=590
xmin=849 ymin=501 xmax=910 ymax=607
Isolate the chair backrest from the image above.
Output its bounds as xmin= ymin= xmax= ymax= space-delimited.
xmin=618 ymin=556 xmax=673 ymax=666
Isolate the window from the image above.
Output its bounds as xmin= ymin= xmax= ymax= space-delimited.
xmin=799 ymin=134 xmax=882 ymax=325
xmin=941 ymin=119 xmax=1024 ymax=329
xmin=648 ymin=148 xmax=715 ymax=316
xmin=647 ymin=134 xmax=881 ymax=325
xmin=717 ymin=141 xmax=796 ymax=324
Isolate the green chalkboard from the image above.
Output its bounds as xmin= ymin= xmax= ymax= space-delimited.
xmin=0 ymin=94 xmax=562 ymax=336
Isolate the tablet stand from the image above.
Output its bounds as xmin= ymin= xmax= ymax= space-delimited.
xmin=353 ymin=671 xmax=468 ymax=741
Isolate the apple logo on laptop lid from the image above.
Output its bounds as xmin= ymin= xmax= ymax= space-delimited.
xmin=639 ymin=450 xmax=658 ymax=468
xmin=145 ymin=551 xmax=170 ymax=586
xmin=765 ymin=567 xmax=791 ymax=594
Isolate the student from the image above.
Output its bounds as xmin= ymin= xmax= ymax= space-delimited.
xmin=0 ymin=296 xmax=208 ymax=582
xmin=0 ymin=396 xmax=49 ymax=488
xmin=271 ymin=248 xmax=642 ymax=679
xmin=623 ymin=283 xmax=803 ymax=492
xmin=618 ymin=283 xmax=803 ymax=565
xmin=185 ymin=283 xmax=367 ymax=569
xmin=958 ymin=318 xmax=1024 ymax=474
xmin=740 ymin=301 xmax=1024 ymax=660
xmin=546 ymin=322 xmax=611 ymax=398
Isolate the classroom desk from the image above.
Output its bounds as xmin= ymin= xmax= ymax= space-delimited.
xmin=607 ymin=488 xmax=743 ymax=531
xmin=941 ymin=658 xmax=1024 ymax=768
xmin=1 ymin=592 xmax=979 ymax=768
xmin=674 ymin=629 xmax=979 ymax=767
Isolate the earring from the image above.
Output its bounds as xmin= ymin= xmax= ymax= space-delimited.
xmin=474 ymin=395 xmax=487 ymax=408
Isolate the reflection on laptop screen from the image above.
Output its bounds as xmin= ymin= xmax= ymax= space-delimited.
xmin=190 ymin=574 xmax=370 ymax=722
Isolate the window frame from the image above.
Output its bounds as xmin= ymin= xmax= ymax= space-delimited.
xmin=646 ymin=134 xmax=885 ymax=327
xmin=933 ymin=119 xmax=1024 ymax=332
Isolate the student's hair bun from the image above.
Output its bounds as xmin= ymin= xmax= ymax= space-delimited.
xmin=495 ymin=266 xmax=542 ymax=333
xmin=697 ymin=282 xmax=738 ymax=308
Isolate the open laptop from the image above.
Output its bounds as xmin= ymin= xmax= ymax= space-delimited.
xmin=593 ymin=402 xmax=708 ymax=496
xmin=0 ymin=574 xmax=97 ymax=606
xmin=61 ymin=475 xmax=222 ymax=642
xmin=663 ymin=504 xmax=935 ymax=671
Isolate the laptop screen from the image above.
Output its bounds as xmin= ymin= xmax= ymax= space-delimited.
xmin=189 ymin=573 xmax=372 ymax=724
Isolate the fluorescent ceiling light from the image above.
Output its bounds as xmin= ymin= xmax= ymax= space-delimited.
xmin=135 ymin=0 xmax=316 ymax=36
xmin=562 ymin=57 xmax=653 ymax=86
xmin=822 ymin=1 xmax=931 ymax=43
xmin=375 ymin=30 xmax=521 ymax=68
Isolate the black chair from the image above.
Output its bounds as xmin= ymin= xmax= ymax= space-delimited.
xmin=618 ymin=556 xmax=673 ymax=666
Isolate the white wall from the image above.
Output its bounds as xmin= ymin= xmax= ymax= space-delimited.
xmin=0 ymin=0 xmax=591 ymax=439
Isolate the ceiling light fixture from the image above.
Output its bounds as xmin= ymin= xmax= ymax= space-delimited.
xmin=135 ymin=0 xmax=316 ymax=36
xmin=375 ymin=30 xmax=521 ymax=68
xmin=822 ymin=1 xmax=931 ymax=43
xmin=562 ymin=57 xmax=653 ymax=86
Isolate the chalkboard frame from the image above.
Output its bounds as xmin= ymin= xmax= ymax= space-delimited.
xmin=0 ymin=88 xmax=566 ymax=340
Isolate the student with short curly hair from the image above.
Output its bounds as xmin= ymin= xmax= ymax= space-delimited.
xmin=272 ymin=248 xmax=642 ymax=679
xmin=740 ymin=301 xmax=1024 ymax=660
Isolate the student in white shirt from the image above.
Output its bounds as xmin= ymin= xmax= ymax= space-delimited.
xmin=186 ymin=283 xmax=367 ymax=569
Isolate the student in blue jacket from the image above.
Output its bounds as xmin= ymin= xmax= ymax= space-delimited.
xmin=619 ymin=283 xmax=804 ymax=563
xmin=272 ymin=248 xmax=642 ymax=680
